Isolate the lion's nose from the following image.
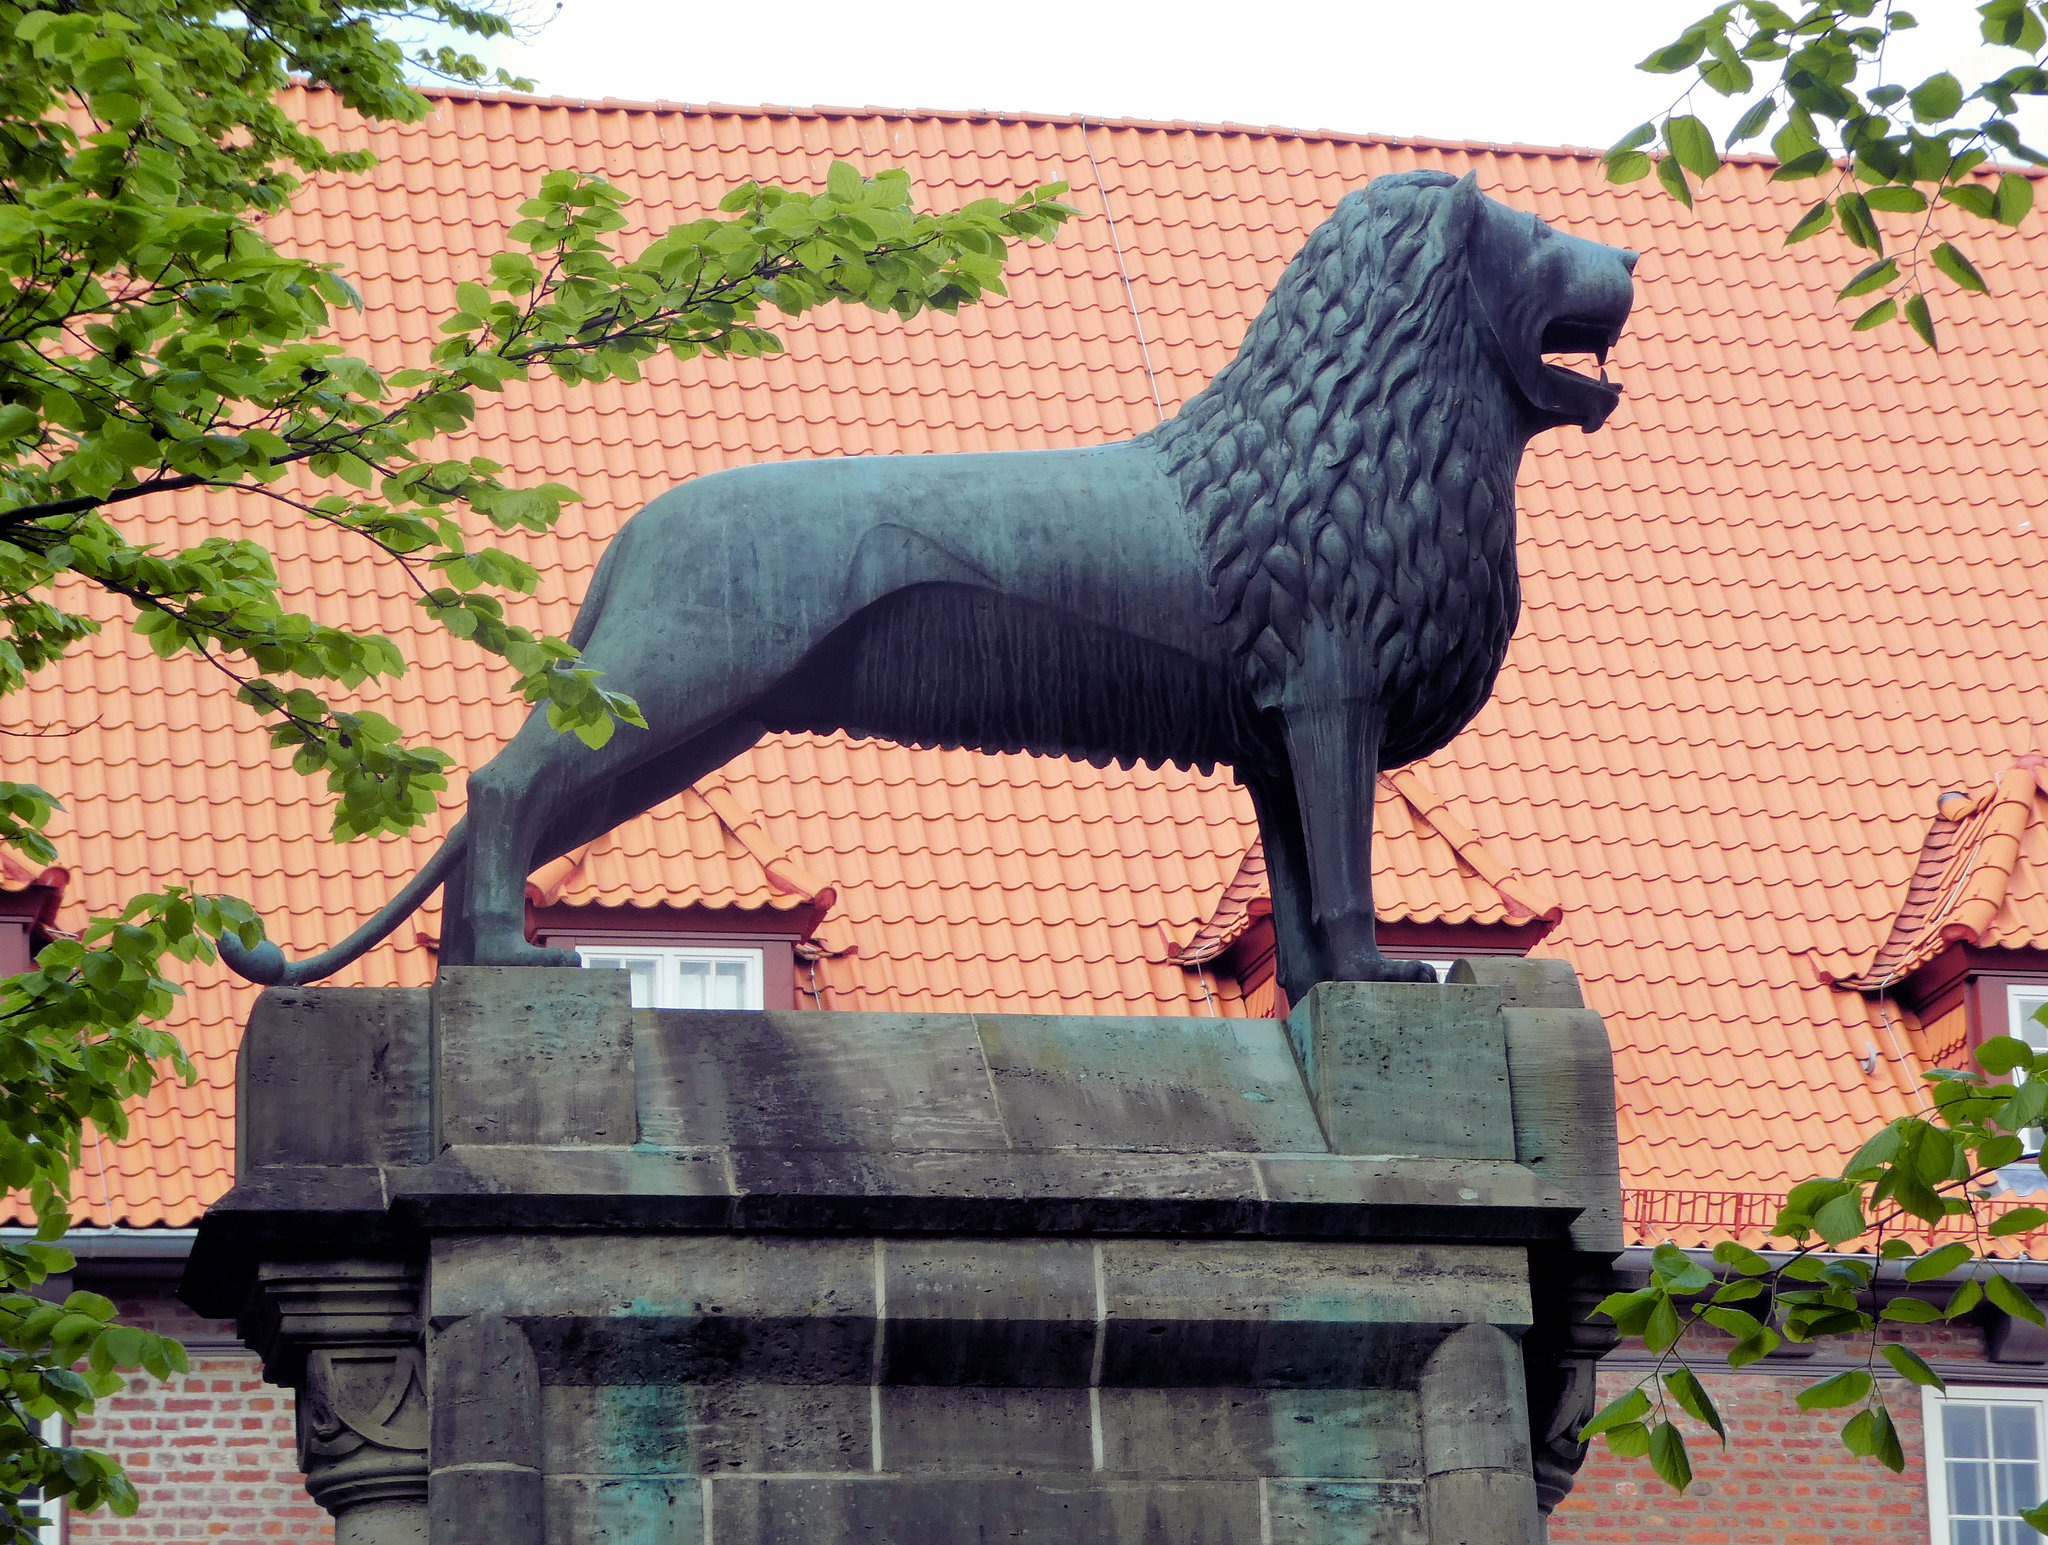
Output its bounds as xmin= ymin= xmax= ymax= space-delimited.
xmin=1619 ymin=249 xmax=1639 ymax=273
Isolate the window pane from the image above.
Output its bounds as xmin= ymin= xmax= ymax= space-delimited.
xmin=1950 ymin=1405 xmax=1993 ymax=1459
xmin=578 ymin=953 xmax=657 ymax=1007
xmin=2017 ymin=995 xmax=2048 ymax=1051
xmin=1955 ymin=1522 xmax=1986 ymax=1545
xmin=1954 ymin=1458 xmax=1991 ymax=1517
xmin=1996 ymin=1404 xmax=2041 ymax=1460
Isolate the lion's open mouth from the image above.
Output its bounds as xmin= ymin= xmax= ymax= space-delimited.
xmin=1538 ymin=315 xmax=1622 ymax=388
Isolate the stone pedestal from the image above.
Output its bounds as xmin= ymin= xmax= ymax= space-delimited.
xmin=184 ymin=958 xmax=1621 ymax=1545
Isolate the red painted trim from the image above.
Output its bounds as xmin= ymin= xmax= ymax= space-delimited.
xmin=529 ymin=901 xmax=817 ymax=939
xmin=1375 ymin=918 xmax=1557 ymax=955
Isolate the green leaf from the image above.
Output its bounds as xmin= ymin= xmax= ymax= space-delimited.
xmin=1948 ymin=1278 xmax=1985 ymax=1318
xmin=1991 ymin=1200 xmax=2048 ymax=1238
xmin=1998 ymin=173 xmax=2036 ymax=227
xmin=1796 ymin=1369 xmax=1873 ymax=1410
xmin=1908 ymin=1242 xmax=1976 ymax=1281
xmin=1842 ymin=1406 xmax=1880 ymax=1456
xmin=1836 ymin=192 xmax=1883 ymax=252
xmin=1666 ymin=114 xmax=1721 ymax=179
xmin=1853 ymin=297 xmax=1899 ymax=331
xmin=1727 ymin=97 xmax=1776 ymax=147
xmin=1787 ymin=198 xmax=1835 ymax=243
xmin=1773 ymin=149 xmax=1834 ymax=182
xmin=1908 ymin=72 xmax=1965 ymax=123
xmin=1880 ymin=1296 xmax=1944 ymax=1322
xmin=1882 ymin=1343 xmax=1946 ymax=1389
xmin=1580 ymin=1385 xmax=1652 ymax=1440
xmin=826 ymin=161 xmax=863 ymax=203
xmin=1987 ymin=1273 xmax=2046 ymax=1326
xmin=1606 ymin=1419 xmax=1652 ymax=1458
xmin=1606 ymin=152 xmax=1654 ymax=185
xmin=1905 ymin=293 xmax=1937 ymax=350
xmin=1644 ymin=1294 xmax=1684 ymax=1352
xmin=1942 ymin=182 xmax=2000 ymax=219
xmin=1648 ymin=1420 xmax=1694 ymax=1492
xmin=1838 ymin=258 xmax=1899 ymax=302
xmin=1930 ymin=238 xmax=1991 ymax=294
xmin=1981 ymin=1135 xmax=2027 ymax=1171
xmin=1813 ymin=1191 xmax=1867 ymax=1244
xmin=1663 ymin=1365 xmax=1727 ymax=1442
xmin=1864 ymin=186 xmax=1929 ymax=214
xmin=1712 ymin=1240 xmax=1773 ymax=1276
xmin=1651 ymin=1242 xmax=1716 ymax=1294
xmin=1607 ymin=123 xmax=1656 ymax=158
xmin=1979 ymin=1035 xmax=2036 ymax=1076
xmin=1657 ymin=155 xmax=1695 ymax=210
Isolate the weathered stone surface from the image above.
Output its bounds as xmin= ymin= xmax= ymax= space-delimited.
xmin=880 ymin=1387 xmax=1093 ymax=1471
xmin=706 ymin=1476 xmax=1264 ymax=1543
xmin=429 ymin=1469 xmax=540 ymax=1545
xmin=542 ymin=1384 xmax=871 ymax=1476
xmin=1284 ymin=984 xmax=1512 ymax=1159
xmin=431 ymin=1235 xmax=873 ymax=1321
xmin=545 ymin=1474 xmax=703 ymax=1544
xmin=239 ymin=987 xmax=429 ymax=1173
xmin=637 ymin=1009 xmax=1006 ymax=1151
xmin=1268 ymin=1480 xmax=1428 ymax=1545
xmin=1419 ymin=1325 xmax=1538 ymax=1545
xmin=975 ymin=1013 xmax=1325 ymax=1151
xmin=432 ymin=966 xmax=634 ymax=1147
xmin=880 ymin=1240 xmax=1097 ymax=1386
xmin=195 ymin=966 xmax=1629 ymax=1543
xmin=429 ymin=1316 xmax=539 ymax=1469
xmin=1099 ymin=1241 xmax=1529 ymax=1389
xmin=724 ymin=1148 xmax=1267 ymax=1236
xmin=1444 ymin=959 xmax=1583 ymax=1012
xmin=1497 ymin=1008 xmax=1623 ymax=1254
xmin=1095 ymin=1389 xmax=1420 ymax=1479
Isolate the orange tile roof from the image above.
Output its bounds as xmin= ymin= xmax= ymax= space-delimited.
xmin=26 ymin=88 xmax=2048 ymax=1243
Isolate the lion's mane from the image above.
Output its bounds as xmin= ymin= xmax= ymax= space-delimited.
xmin=1146 ymin=170 xmax=1524 ymax=766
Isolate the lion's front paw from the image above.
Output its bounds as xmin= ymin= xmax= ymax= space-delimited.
xmin=471 ymin=941 xmax=584 ymax=970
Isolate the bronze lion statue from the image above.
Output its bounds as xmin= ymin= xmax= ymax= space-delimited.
xmin=226 ymin=170 xmax=1635 ymax=1002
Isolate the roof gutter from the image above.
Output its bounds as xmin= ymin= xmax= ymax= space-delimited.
xmin=2 ymin=1227 xmax=195 ymax=1263
xmin=1617 ymin=1243 xmax=2048 ymax=1290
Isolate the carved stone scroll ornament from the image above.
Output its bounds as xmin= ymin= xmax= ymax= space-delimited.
xmin=297 ymin=1347 xmax=429 ymax=1540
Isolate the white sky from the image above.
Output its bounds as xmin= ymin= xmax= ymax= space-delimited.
xmin=446 ymin=0 xmax=2048 ymax=154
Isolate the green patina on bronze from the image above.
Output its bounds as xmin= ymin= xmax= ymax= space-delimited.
xmin=223 ymin=171 xmax=1634 ymax=998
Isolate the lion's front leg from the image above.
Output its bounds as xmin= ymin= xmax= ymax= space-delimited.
xmin=1277 ymin=693 xmax=1436 ymax=988
xmin=1244 ymin=770 xmax=1332 ymax=1008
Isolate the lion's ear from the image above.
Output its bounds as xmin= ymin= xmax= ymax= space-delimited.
xmin=1441 ymin=169 xmax=1485 ymax=247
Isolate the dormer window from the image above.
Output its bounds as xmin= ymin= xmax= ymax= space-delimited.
xmin=575 ymin=943 xmax=766 ymax=1010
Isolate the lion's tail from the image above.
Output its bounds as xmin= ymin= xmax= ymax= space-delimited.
xmin=219 ymin=820 xmax=471 ymax=987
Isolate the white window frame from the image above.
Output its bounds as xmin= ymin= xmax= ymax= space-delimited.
xmin=575 ymin=943 xmax=765 ymax=1010
xmin=2006 ymin=985 xmax=2048 ymax=1156
xmin=1924 ymin=1384 xmax=2048 ymax=1544
xmin=24 ymin=1409 xmax=64 ymax=1543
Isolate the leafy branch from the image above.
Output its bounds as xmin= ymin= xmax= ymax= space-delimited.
xmin=1592 ymin=1023 xmax=2048 ymax=1530
xmin=1610 ymin=0 xmax=2046 ymax=346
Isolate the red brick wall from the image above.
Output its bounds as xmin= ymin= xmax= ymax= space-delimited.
xmin=1550 ymin=1322 xmax=1987 ymax=1545
xmin=59 ymin=1286 xmax=331 ymax=1544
